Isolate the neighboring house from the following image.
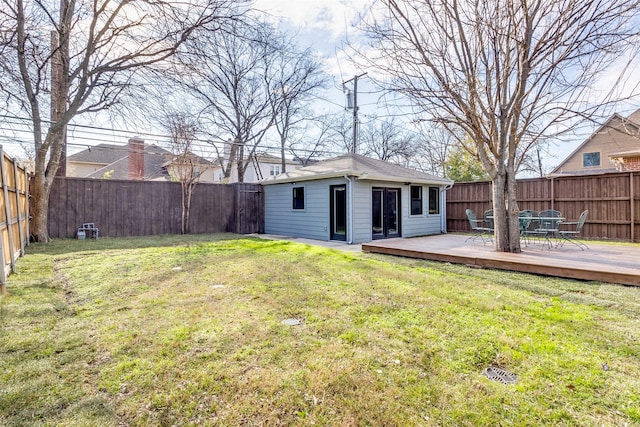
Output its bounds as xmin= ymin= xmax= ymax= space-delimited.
xmin=212 ymin=152 xmax=300 ymax=183
xmin=262 ymin=153 xmax=453 ymax=244
xmin=551 ymin=110 xmax=640 ymax=175
xmin=67 ymin=138 xmax=215 ymax=182
xmin=608 ymin=149 xmax=640 ymax=172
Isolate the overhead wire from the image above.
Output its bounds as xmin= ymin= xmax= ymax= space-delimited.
xmin=0 ymin=113 xmax=351 ymax=159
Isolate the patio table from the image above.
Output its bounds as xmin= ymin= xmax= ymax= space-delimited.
xmin=487 ymin=214 xmax=565 ymax=249
xmin=522 ymin=215 xmax=565 ymax=249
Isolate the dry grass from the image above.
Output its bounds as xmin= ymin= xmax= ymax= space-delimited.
xmin=1 ymin=234 xmax=639 ymax=426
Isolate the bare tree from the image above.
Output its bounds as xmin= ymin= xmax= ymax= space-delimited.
xmin=360 ymin=0 xmax=640 ymax=252
xmin=176 ymin=20 xmax=291 ymax=182
xmin=359 ymin=116 xmax=416 ymax=163
xmin=163 ymin=113 xmax=208 ymax=234
xmin=326 ymin=113 xmax=355 ymax=154
xmin=405 ymin=122 xmax=456 ymax=177
xmin=267 ymin=37 xmax=328 ymax=173
xmin=517 ymin=143 xmax=552 ymax=178
xmin=0 ymin=0 xmax=240 ymax=241
xmin=288 ymin=114 xmax=339 ymax=166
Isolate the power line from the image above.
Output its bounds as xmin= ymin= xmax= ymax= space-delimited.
xmin=0 ymin=113 xmax=359 ymax=155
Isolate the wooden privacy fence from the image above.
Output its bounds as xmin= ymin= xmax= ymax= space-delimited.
xmin=0 ymin=146 xmax=30 ymax=293
xmin=447 ymin=172 xmax=640 ymax=242
xmin=47 ymin=178 xmax=264 ymax=238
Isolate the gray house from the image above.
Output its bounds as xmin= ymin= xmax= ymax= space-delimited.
xmin=262 ymin=153 xmax=453 ymax=244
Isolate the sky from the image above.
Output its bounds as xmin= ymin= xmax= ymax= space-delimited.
xmin=2 ymin=0 xmax=639 ymax=173
xmin=252 ymin=0 xmax=380 ymax=112
xmin=250 ymin=0 xmax=640 ymax=174
xmin=254 ymin=0 xmax=640 ymax=174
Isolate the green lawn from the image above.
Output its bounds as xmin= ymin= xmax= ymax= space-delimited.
xmin=1 ymin=234 xmax=639 ymax=426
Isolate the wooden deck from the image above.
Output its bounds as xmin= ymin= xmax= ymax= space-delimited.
xmin=362 ymin=234 xmax=640 ymax=286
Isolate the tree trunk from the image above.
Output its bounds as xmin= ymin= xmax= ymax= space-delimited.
xmin=506 ymin=169 xmax=522 ymax=252
xmin=236 ymin=142 xmax=245 ymax=183
xmin=181 ymin=181 xmax=187 ymax=234
xmin=182 ymin=183 xmax=194 ymax=235
xmin=492 ymin=173 xmax=521 ymax=253
xmin=30 ymin=170 xmax=53 ymax=242
xmin=281 ymin=139 xmax=286 ymax=173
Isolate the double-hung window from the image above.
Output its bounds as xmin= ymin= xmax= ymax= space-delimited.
xmin=292 ymin=186 xmax=304 ymax=210
xmin=410 ymin=186 xmax=423 ymax=215
xmin=428 ymin=187 xmax=440 ymax=214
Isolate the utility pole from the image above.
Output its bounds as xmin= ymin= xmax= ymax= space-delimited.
xmin=343 ymin=73 xmax=367 ymax=154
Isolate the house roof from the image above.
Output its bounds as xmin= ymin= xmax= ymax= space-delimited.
xmin=626 ymin=109 xmax=640 ymax=126
xmin=68 ymin=143 xmax=211 ymax=180
xmin=208 ymin=152 xmax=299 ymax=169
xmin=609 ymin=149 xmax=640 ymax=158
xmin=254 ymin=152 xmax=299 ymax=165
xmin=68 ymin=143 xmax=133 ymax=164
xmin=262 ymin=153 xmax=453 ymax=186
xmin=551 ymin=110 xmax=640 ymax=174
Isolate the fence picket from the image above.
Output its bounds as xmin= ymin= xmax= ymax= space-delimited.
xmin=0 ymin=146 xmax=29 ymax=292
xmin=447 ymin=172 xmax=640 ymax=242
xmin=46 ymin=178 xmax=264 ymax=238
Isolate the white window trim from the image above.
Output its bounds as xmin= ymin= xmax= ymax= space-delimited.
xmin=292 ymin=184 xmax=306 ymax=212
xmin=427 ymin=186 xmax=441 ymax=216
xmin=409 ymin=185 xmax=425 ymax=217
xmin=582 ymin=151 xmax=601 ymax=168
xmin=270 ymin=164 xmax=282 ymax=177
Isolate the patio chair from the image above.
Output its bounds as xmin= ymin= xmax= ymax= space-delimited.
xmin=484 ymin=210 xmax=494 ymax=232
xmin=535 ymin=209 xmax=563 ymax=249
xmin=518 ymin=210 xmax=540 ymax=246
xmin=465 ymin=209 xmax=493 ymax=244
xmin=557 ymin=210 xmax=589 ymax=250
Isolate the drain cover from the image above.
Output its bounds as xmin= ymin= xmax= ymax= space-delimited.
xmin=281 ymin=318 xmax=302 ymax=326
xmin=483 ymin=366 xmax=518 ymax=384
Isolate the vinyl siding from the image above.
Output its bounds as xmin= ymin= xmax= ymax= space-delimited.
xmin=351 ymin=179 xmax=373 ymax=244
xmin=264 ymin=177 xmax=348 ymax=241
xmin=401 ymin=184 xmax=444 ymax=237
xmin=356 ymin=181 xmax=444 ymax=240
xmin=264 ymin=178 xmax=447 ymax=244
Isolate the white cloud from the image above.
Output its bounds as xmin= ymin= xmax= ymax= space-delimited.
xmin=251 ymin=0 xmax=371 ymax=41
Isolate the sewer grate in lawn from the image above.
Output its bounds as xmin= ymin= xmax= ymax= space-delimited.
xmin=281 ymin=318 xmax=302 ymax=326
xmin=482 ymin=366 xmax=518 ymax=385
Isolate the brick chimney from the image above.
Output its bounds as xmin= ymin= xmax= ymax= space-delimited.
xmin=128 ymin=137 xmax=145 ymax=180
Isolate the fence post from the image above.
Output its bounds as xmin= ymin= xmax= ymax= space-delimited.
xmin=631 ymin=172 xmax=635 ymax=242
xmin=13 ymin=161 xmax=25 ymax=256
xmin=0 ymin=147 xmax=9 ymax=293
xmin=550 ymin=177 xmax=554 ymax=210
xmin=233 ymin=183 xmax=239 ymax=234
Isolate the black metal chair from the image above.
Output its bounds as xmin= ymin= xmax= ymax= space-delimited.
xmin=536 ymin=209 xmax=563 ymax=249
xmin=518 ymin=210 xmax=540 ymax=246
xmin=484 ymin=209 xmax=494 ymax=233
xmin=557 ymin=210 xmax=589 ymax=250
xmin=465 ymin=209 xmax=493 ymax=244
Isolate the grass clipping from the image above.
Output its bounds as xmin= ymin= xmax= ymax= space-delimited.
xmin=1 ymin=234 xmax=639 ymax=426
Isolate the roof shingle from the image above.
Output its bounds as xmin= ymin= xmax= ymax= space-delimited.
xmin=262 ymin=153 xmax=452 ymax=186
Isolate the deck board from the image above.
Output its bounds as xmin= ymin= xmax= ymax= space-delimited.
xmin=362 ymin=234 xmax=640 ymax=286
